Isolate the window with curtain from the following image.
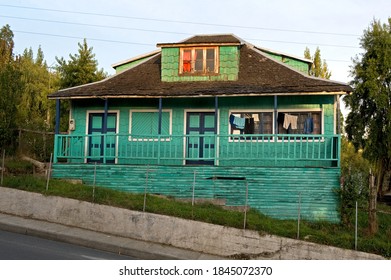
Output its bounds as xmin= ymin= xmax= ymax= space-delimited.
xmin=180 ymin=47 xmax=218 ymax=74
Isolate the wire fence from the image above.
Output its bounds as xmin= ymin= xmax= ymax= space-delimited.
xmin=1 ymin=148 xmax=390 ymax=254
xmin=17 ymin=128 xmax=54 ymax=162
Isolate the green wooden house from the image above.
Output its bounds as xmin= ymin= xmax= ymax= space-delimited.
xmin=48 ymin=34 xmax=352 ymax=222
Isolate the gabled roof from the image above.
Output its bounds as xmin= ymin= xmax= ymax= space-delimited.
xmin=48 ymin=35 xmax=352 ymax=99
xmin=157 ymin=34 xmax=244 ymax=47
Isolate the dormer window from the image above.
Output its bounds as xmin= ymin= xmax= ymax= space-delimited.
xmin=180 ymin=47 xmax=218 ymax=75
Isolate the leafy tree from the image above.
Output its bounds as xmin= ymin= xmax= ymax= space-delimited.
xmin=345 ymin=18 xmax=391 ymax=194
xmin=304 ymin=47 xmax=332 ymax=79
xmin=0 ymin=24 xmax=14 ymax=65
xmin=18 ymin=47 xmax=59 ymax=130
xmin=344 ymin=18 xmax=391 ymax=234
xmin=0 ymin=25 xmax=22 ymax=150
xmin=55 ymin=39 xmax=106 ymax=89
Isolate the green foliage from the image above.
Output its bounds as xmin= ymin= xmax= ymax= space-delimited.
xmin=304 ymin=47 xmax=331 ymax=79
xmin=339 ymin=137 xmax=371 ymax=225
xmin=55 ymin=39 xmax=106 ymax=89
xmin=344 ymin=18 xmax=391 ymax=194
xmin=17 ymin=47 xmax=59 ymax=131
xmin=0 ymin=24 xmax=60 ymax=154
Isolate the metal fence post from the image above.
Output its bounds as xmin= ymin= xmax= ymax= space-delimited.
xmin=243 ymin=180 xmax=248 ymax=230
xmin=143 ymin=166 xmax=149 ymax=212
xmin=93 ymin=162 xmax=97 ymax=202
xmin=45 ymin=153 xmax=52 ymax=192
xmin=1 ymin=150 xmax=5 ymax=186
xmin=355 ymin=201 xmax=358 ymax=250
xmin=297 ymin=192 xmax=301 ymax=239
xmin=192 ymin=170 xmax=196 ymax=219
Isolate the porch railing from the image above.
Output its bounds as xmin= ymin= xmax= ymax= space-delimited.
xmin=53 ymin=133 xmax=340 ymax=167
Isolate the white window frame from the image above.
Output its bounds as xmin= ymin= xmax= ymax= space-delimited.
xmin=228 ymin=110 xmax=275 ymax=142
xmin=276 ymin=108 xmax=324 ymax=142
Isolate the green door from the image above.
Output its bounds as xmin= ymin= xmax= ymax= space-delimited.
xmin=88 ymin=113 xmax=117 ymax=163
xmin=186 ymin=112 xmax=216 ymax=165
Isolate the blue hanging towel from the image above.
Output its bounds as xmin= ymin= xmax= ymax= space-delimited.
xmin=304 ymin=117 xmax=314 ymax=134
xmin=229 ymin=114 xmax=246 ymax=129
xmin=233 ymin=116 xmax=245 ymax=129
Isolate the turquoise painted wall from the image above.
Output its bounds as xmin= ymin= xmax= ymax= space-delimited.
xmin=52 ymin=163 xmax=340 ymax=222
xmin=264 ymin=52 xmax=310 ymax=75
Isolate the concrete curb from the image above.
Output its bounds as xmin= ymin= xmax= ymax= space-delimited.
xmin=0 ymin=213 xmax=222 ymax=260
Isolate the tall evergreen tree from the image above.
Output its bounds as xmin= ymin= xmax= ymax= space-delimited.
xmin=0 ymin=25 xmax=22 ymax=150
xmin=344 ymin=18 xmax=391 ymax=234
xmin=304 ymin=47 xmax=332 ymax=79
xmin=55 ymin=39 xmax=106 ymax=89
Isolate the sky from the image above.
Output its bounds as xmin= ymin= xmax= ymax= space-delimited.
xmin=0 ymin=0 xmax=390 ymax=85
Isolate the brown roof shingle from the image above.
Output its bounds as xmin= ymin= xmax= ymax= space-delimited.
xmin=48 ymin=42 xmax=352 ymax=99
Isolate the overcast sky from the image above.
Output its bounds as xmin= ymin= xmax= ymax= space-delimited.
xmin=1 ymin=0 xmax=390 ymax=84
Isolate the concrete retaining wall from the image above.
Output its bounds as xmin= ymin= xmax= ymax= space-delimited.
xmin=0 ymin=187 xmax=384 ymax=260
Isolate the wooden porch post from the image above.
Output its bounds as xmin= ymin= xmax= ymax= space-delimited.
xmin=274 ymin=95 xmax=278 ymax=134
xmin=336 ymin=94 xmax=341 ymax=134
xmin=103 ymin=98 xmax=109 ymax=134
xmin=102 ymin=98 xmax=109 ymax=164
xmin=158 ymin=97 xmax=162 ymax=134
xmin=214 ymin=96 xmax=218 ymax=133
xmin=55 ymin=99 xmax=61 ymax=135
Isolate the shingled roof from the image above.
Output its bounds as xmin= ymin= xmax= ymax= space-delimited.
xmin=48 ymin=36 xmax=352 ymax=99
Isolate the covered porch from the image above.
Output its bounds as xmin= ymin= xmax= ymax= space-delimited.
xmin=54 ymin=132 xmax=340 ymax=168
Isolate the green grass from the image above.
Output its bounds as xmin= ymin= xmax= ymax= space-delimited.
xmin=2 ymin=173 xmax=391 ymax=259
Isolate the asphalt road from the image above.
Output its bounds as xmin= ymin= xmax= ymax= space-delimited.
xmin=0 ymin=229 xmax=135 ymax=260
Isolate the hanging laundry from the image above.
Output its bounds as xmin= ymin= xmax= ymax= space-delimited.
xmin=229 ymin=114 xmax=245 ymax=129
xmin=304 ymin=117 xmax=314 ymax=134
xmin=283 ymin=114 xmax=298 ymax=130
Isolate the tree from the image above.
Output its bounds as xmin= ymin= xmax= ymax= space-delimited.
xmin=55 ymin=39 xmax=107 ymax=132
xmin=55 ymin=39 xmax=106 ymax=89
xmin=304 ymin=47 xmax=332 ymax=79
xmin=344 ymin=18 xmax=391 ymax=234
xmin=0 ymin=25 xmax=22 ymax=150
xmin=18 ymin=46 xmax=59 ymax=131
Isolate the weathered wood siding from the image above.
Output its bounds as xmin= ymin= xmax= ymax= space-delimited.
xmin=52 ymin=164 xmax=340 ymax=222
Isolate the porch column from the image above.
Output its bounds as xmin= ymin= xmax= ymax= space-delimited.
xmin=102 ymin=98 xmax=109 ymax=164
xmin=214 ymin=96 xmax=218 ymax=134
xmin=53 ymin=99 xmax=61 ymax=163
xmin=55 ymin=99 xmax=61 ymax=135
xmin=274 ymin=95 xmax=278 ymax=134
xmin=336 ymin=94 xmax=341 ymax=134
xmin=158 ymin=97 xmax=162 ymax=134
xmin=103 ymin=98 xmax=109 ymax=134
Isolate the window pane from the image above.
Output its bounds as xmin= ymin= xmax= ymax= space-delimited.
xmin=194 ymin=49 xmax=204 ymax=72
xmin=206 ymin=49 xmax=215 ymax=59
xmin=278 ymin=112 xmax=321 ymax=134
xmin=230 ymin=112 xmax=273 ymax=135
xmin=182 ymin=50 xmax=191 ymax=72
xmin=206 ymin=60 xmax=215 ymax=72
